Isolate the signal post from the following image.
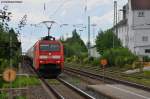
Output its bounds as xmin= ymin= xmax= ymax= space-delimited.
xmin=100 ymin=59 xmax=108 ymax=83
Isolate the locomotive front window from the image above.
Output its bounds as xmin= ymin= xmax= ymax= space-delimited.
xmin=49 ymin=44 xmax=60 ymax=51
xmin=40 ymin=44 xmax=60 ymax=51
xmin=40 ymin=44 xmax=49 ymax=51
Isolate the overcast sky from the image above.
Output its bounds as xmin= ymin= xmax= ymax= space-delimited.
xmin=0 ymin=0 xmax=127 ymax=51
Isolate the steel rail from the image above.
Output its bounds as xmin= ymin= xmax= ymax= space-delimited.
xmin=26 ymin=61 xmax=65 ymax=99
xmin=57 ymin=77 xmax=95 ymax=99
xmin=41 ymin=78 xmax=65 ymax=99
xmin=64 ymin=67 xmax=150 ymax=92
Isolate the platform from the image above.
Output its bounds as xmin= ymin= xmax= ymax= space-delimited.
xmin=87 ymin=84 xmax=150 ymax=99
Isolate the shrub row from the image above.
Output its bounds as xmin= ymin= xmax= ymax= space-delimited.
xmin=100 ymin=48 xmax=138 ymax=67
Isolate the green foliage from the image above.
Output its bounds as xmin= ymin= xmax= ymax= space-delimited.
xmin=96 ymin=29 xmax=122 ymax=55
xmin=2 ymin=76 xmax=40 ymax=88
xmin=83 ymin=57 xmax=89 ymax=64
xmin=64 ymin=29 xmax=88 ymax=58
xmin=0 ymin=59 xmax=9 ymax=72
xmin=65 ymin=57 xmax=72 ymax=63
xmin=101 ymin=48 xmax=138 ymax=67
xmin=143 ymin=56 xmax=150 ymax=62
xmin=144 ymin=71 xmax=150 ymax=77
xmin=15 ymin=96 xmax=26 ymax=99
xmin=0 ymin=93 xmax=8 ymax=99
xmin=0 ymin=23 xmax=21 ymax=71
xmin=91 ymin=58 xmax=100 ymax=66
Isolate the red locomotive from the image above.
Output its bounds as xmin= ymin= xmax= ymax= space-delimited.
xmin=26 ymin=36 xmax=64 ymax=77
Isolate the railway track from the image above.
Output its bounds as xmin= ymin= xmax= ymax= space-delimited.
xmin=39 ymin=77 xmax=96 ymax=99
xmin=43 ymin=78 xmax=95 ymax=99
xmin=66 ymin=63 xmax=148 ymax=80
xmin=40 ymin=78 xmax=64 ymax=99
xmin=64 ymin=67 xmax=150 ymax=92
xmin=26 ymin=61 xmax=95 ymax=99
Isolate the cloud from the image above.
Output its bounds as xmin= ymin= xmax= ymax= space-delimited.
xmin=91 ymin=10 xmax=113 ymax=28
xmin=87 ymin=0 xmax=111 ymax=10
xmin=61 ymin=0 xmax=112 ymax=11
xmin=22 ymin=36 xmax=38 ymax=51
xmin=1 ymin=0 xmax=128 ymax=51
xmin=23 ymin=0 xmax=51 ymax=4
xmin=10 ymin=9 xmax=50 ymax=25
xmin=60 ymin=10 xmax=67 ymax=17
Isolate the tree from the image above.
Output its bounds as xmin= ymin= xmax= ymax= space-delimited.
xmin=63 ymin=29 xmax=88 ymax=57
xmin=96 ymin=29 xmax=122 ymax=55
xmin=0 ymin=23 xmax=21 ymax=71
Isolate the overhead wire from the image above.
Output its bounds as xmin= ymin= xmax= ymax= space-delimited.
xmin=49 ymin=0 xmax=69 ymax=19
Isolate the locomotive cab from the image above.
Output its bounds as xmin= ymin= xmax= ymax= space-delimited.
xmin=38 ymin=41 xmax=64 ymax=77
xmin=27 ymin=36 xmax=64 ymax=78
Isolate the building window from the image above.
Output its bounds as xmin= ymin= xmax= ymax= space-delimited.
xmin=142 ymin=36 xmax=148 ymax=42
xmin=145 ymin=49 xmax=150 ymax=53
xmin=138 ymin=11 xmax=144 ymax=17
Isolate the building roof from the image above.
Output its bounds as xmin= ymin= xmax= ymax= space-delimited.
xmin=131 ymin=0 xmax=150 ymax=10
xmin=113 ymin=19 xmax=127 ymax=29
xmin=117 ymin=19 xmax=127 ymax=26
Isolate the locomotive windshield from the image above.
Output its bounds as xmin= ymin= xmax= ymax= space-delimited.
xmin=40 ymin=44 xmax=60 ymax=51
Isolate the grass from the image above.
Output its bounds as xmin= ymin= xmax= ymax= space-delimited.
xmin=0 ymin=93 xmax=26 ymax=99
xmin=0 ymin=93 xmax=8 ymax=99
xmin=125 ymin=76 xmax=150 ymax=87
xmin=14 ymin=96 xmax=26 ymax=99
xmin=144 ymin=71 xmax=150 ymax=77
xmin=0 ymin=76 xmax=40 ymax=99
xmin=1 ymin=76 xmax=40 ymax=88
xmin=66 ymin=77 xmax=81 ymax=85
xmin=48 ymin=79 xmax=60 ymax=85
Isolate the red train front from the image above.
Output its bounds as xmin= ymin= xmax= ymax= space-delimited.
xmin=26 ymin=36 xmax=64 ymax=77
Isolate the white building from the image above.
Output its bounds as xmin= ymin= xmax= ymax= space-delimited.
xmin=116 ymin=0 xmax=150 ymax=56
xmin=89 ymin=46 xmax=100 ymax=58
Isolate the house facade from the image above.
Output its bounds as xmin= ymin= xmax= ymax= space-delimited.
xmin=116 ymin=0 xmax=150 ymax=56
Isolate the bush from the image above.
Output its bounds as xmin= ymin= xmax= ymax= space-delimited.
xmin=66 ymin=58 xmax=72 ymax=63
xmin=101 ymin=48 xmax=138 ymax=67
xmin=144 ymin=71 xmax=150 ymax=76
xmin=143 ymin=56 xmax=150 ymax=62
xmin=115 ymin=56 xmax=125 ymax=67
xmin=132 ymin=62 xmax=141 ymax=69
xmin=83 ymin=57 xmax=89 ymax=64
xmin=0 ymin=59 xmax=9 ymax=72
xmin=91 ymin=58 xmax=100 ymax=66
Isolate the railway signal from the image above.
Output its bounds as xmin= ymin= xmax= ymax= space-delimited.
xmin=100 ymin=59 xmax=108 ymax=83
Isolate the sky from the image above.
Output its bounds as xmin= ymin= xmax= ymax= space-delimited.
xmin=0 ymin=0 xmax=127 ymax=52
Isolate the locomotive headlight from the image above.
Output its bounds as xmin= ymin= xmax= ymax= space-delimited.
xmin=52 ymin=55 xmax=61 ymax=59
xmin=40 ymin=55 xmax=48 ymax=59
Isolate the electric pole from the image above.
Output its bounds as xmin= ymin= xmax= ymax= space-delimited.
xmin=91 ymin=24 xmax=97 ymax=44
xmin=113 ymin=1 xmax=118 ymax=48
xmin=88 ymin=16 xmax=91 ymax=57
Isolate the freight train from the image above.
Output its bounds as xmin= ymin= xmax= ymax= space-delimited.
xmin=26 ymin=36 xmax=64 ymax=78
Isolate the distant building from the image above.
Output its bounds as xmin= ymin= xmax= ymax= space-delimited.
xmin=115 ymin=0 xmax=150 ymax=56
xmin=89 ymin=46 xmax=100 ymax=58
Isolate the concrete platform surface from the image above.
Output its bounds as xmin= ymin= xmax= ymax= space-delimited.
xmin=87 ymin=84 xmax=150 ymax=99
